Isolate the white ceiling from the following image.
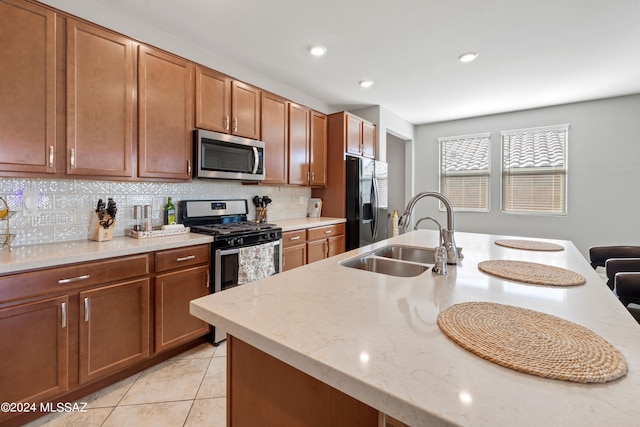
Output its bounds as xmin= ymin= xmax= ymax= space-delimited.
xmin=88 ymin=0 xmax=640 ymax=124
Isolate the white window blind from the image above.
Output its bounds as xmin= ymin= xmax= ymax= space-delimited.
xmin=439 ymin=133 xmax=490 ymax=211
xmin=501 ymin=124 xmax=568 ymax=214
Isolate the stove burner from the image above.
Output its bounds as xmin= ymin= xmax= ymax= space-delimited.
xmin=193 ymin=221 xmax=279 ymax=235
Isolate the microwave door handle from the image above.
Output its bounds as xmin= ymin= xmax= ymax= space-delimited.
xmin=252 ymin=147 xmax=259 ymax=174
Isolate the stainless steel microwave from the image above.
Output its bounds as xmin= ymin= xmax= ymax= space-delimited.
xmin=194 ymin=129 xmax=265 ymax=181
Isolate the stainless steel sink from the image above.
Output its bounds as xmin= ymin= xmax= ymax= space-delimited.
xmin=374 ymin=245 xmax=436 ymax=265
xmin=340 ymin=255 xmax=429 ymax=277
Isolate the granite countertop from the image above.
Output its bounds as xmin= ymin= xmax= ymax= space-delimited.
xmin=273 ymin=217 xmax=345 ymax=232
xmin=191 ymin=230 xmax=640 ymax=426
xmin=0 ymin=233 xmax=213 ymax=275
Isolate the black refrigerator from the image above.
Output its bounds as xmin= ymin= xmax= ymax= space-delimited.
xmin=345 ymin=155 xmax=389 ymax=250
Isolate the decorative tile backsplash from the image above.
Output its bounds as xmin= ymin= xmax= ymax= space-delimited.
xmin=0 ymin=178 xmax=311 ymax=247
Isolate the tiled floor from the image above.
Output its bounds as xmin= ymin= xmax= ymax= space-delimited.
xmin=25 ymin=341 xmax=226 ymax=427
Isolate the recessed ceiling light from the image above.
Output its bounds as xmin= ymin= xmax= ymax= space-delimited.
xmin=309 ymin=45 xmax=327 ymax=57
xmin=458 ymin=52 xmax=479 ymax=63
xmin=359 ymin=80 xmax=374 ymax=88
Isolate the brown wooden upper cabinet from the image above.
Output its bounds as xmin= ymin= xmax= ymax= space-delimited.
xmin=195 ymin=66 xmax=261 ymax=140
xmin=288 ymin=104 xmax=327 ymax=187
xmin=310 ymin=111 xmax=328 ymax=187
xmin=260 ymin=92 xmax=289 ymax=185
xmin=0 ymin=0 xmax=57 ymax=175
xmin=138 ymin=45 xmax=194 ymax=180
xmin=343 ymin=112 xmax=376 ymax=159
xmin=66 ymin=19 xmax=135 ymax=177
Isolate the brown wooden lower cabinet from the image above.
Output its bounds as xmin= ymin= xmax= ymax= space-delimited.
xmin=155 ymin=265 xmax=210 ymax=353
xmin=0 ymin=295 xmax=69 ymax=405
xmin=78 ymin=278 xmax=150 ymax=384
xmin=281 ymin=223 xmax=345 ymax=271
xmin=0 ymin=244 xmax=211 ymax=427
xmin=228 ymin=336 xmax=379 ymax=426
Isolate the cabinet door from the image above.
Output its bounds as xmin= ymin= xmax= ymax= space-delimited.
xmin=328 ymin=235 xmax=345 ymax=258
xmin=362 ymin=120 xmax=376 ymax=159
xmin=288 ymin=102 xmax=310 ymax=185
xmin=138 ymin=45 xmax=194 ymax=180
xmin=195 ymin=66 xmax=231 ymax=133
xmin=283 ymin=244 xmax=307 ymax=272
xmin=155 ymin=265 xmax=210 ymax=353
xmin=307 ymin=239 xmax=327 ymax=264
xmin=0 ymin=296 xmax=68 ymax=405
xmin=345 ymin=114 xmax=363 ymax=156
xmin=309 ymin=111 xmax=327 ymax=187
xmin=67 ymin=20 xmax=134 ymax=177
xmin=261 ymin=92 xmax=288 ymax=185
xmin=0 ymin=0 xmax=56 ymax=174
xmin=231 ymin=80 xmax=260 ymax=139
xmin=79 ymin=278 xmax=150 ymax=384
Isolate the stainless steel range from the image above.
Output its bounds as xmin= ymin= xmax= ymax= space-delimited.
xmin=180 ymin=199 xmax=282 ymax=344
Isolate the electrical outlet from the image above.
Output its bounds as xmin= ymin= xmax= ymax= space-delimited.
xmin=22 ymin=188 xmax=39 ymax=216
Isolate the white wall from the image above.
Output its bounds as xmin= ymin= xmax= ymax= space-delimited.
xmin=413 ymin=94 xmax=640 ymax=257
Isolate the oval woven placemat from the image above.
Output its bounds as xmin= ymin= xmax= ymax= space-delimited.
xmin=478 ymin=260 xmax=586 ymax=286
xmin=437 ymin=302 xmax=627 ymax=383
xmin=495 ymin=239 xmax=564 ymax=251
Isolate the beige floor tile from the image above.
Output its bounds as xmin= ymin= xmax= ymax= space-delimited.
xmin=23 ymin=407 xmax=113 ymax=427
xmin=120 ymin=358 xmax=210 ymax=405
xmin=185 ymin=397 xmax=226 ymax=427
xmin=81 ymin=372 xmax=140 ymax=408
xmin=196 ymin=356 xmax=227 ymax=399
xmin=102 ymin=401 xmax=192 ymax=427
xmin=213 ymin=340 xmax=227 ymax=357
xmin=170 ymin=342 xmax=215 ymax=361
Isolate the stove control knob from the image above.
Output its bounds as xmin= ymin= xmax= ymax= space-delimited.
xmin=237 ymin=237 xmax=244 ymax=246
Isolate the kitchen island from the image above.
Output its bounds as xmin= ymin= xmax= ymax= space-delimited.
xmin=190 ymin=230 xmax=640 ymax=426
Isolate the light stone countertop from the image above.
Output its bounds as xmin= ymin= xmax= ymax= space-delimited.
xmin=191 ymin=230 xmax=640 ymax=427
xmin=0 ymin=233 xmax=213 ymax=275
xmin=272 ymin=217 xmax=345 ymax=232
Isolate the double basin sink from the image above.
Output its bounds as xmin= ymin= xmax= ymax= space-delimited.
xmin=340 ymin=245 xmax=436 ymax=277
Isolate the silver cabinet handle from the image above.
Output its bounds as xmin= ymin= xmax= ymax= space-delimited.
xmin=176 ymin=255 xmax=196 ymax=262
xmin=187 ymin=159 xmax=191 ymax=175
xmin=61 ymin=302 xmax=67 ymax=328
xmin=325 ymin=230 xmax=332 ymax=234
xmin=58 ymin=274 xmax=90 ymax=284
xmin=311 ymin=172 xmax=315 ymax=183
xmin=289 ymin=236 xmax=301 ymax=241
xmin=233 ymin=117 xmax=238 ymax=132
xmin=49 ymin=146 xmax=54 ymax=168
xmin=205 ymin=270 xmax=210 ymax=288
xmin=84 ymin=297 xmax=89 ymax=322
xmin=225 ymin=116 xmax=230 ymax=131
xmin=70 ymin=148 xmax=76 ymax=169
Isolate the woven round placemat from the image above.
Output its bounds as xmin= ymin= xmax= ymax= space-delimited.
xmin=495 ymin=239 xmax=564 ymax=252
xmin=437 ymin=302 xmax=627 ymax=383
xmin=478 ymin=260 xmax=586 ymax=286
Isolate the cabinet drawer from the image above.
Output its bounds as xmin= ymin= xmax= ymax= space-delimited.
xmin=0 ymin=254 xmax=149 ymax=304
xmin=155 ymin=244 xmax=210 ymax=273
xmin=282 ymin=230 xmax=306 ymax=248
xmin=307 ymin=223 xmax=345 ymax=241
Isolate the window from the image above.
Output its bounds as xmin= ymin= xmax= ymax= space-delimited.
xmin=501 ymin=124 xmax=568 ymax=214
xmin=438 ymin=133 xmax=490 ymax=211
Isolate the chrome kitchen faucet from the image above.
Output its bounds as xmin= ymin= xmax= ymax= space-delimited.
xmin=398 ymin=191 xmax=460 ymax=265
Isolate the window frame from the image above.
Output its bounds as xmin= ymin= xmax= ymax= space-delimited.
xmin=438 ymin=132 xmax=491 ymax=213
xmin=500 ymin=124 xmax=569 ymax=216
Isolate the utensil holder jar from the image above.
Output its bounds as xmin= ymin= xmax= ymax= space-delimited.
xmin=256 ymin=208 xmax=268 ymax=223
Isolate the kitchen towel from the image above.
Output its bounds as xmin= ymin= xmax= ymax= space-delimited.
xmin=237 ymin=242 xmax=276 ymax=284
